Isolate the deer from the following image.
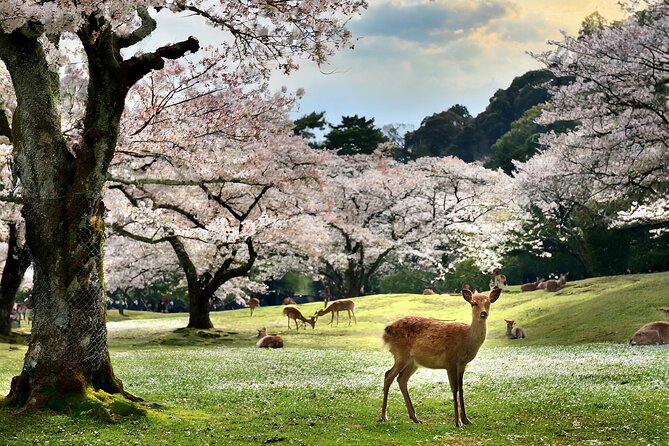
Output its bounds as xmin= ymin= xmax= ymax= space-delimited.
xmin=379 ymin=288 xmax=502 ymax=427
xmin=629 ymin=321 xmax=669 ymax=345
xmin=256 ymin=327 xmax=284 ymax=348
xmin=545 ymin=273 xmax=568 ymax=292
xmin=283 ymin=306 xmax=316 ymax=331
xmin=314 ymin=299 xmax=356 ymax=326
xmin=282 ymin=297 xmax=297 ymax=305
xmin=248 ymin=297 xmax=260 ymax=317
xmin=520 ymin=277 xmax=544 ymax=292
xmin=505 ymin=319 xmax=526 ymax=339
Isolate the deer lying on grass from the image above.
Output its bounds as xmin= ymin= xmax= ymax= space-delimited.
xmin=545 ymin=272 xmax=569 ymax=292
xmin=520 ymin=277 xmax=543 ymax=292
xmin=505 ymin=319 xmax=526 ymax=339
xmin=256 ymin=327 xmax=284 ymax=348
xmin=282 ymin=297 xmax=297 ymax=305
xmin=283 ymin=306 xmax=316 ymax=331
xmin=315 ymin=299 xmax=356 ymax=326
xmin=629 ymin=321 xmax=669 ymax=345
xmin=248 ymin=297 xmax=260 ymax=317
xmin=379 ymin=288 xmax=502 ymax=427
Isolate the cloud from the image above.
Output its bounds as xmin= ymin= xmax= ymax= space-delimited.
xmin=350 ymin=1 xmax=515 ymax=45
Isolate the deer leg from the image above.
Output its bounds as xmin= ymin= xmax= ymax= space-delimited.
xmin=329 ymin=312 xmax=335 ymax=325
xmin=397 ymin=361 xmax=421 ymax=423
xmin=379 ymin=357 xmax=411 ymax=422
xmin=335 ymin=311 xmax=340 ymax=326
xmin=447 ymin=367 xmax=462 ymax=427
xmin=457 ymin=367 xmax=471 ymax=425
xmin=347 ymin=310 xmax=352 ymax=326
xmin=352 ymin=310 xmax=357 ymax=325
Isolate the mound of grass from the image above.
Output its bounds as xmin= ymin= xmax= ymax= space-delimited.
xmin=0 ymin=272 xmax=667 ymax=445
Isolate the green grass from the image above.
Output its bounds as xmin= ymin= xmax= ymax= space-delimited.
xmin=1 ymin=272 xmax=668 ymax=445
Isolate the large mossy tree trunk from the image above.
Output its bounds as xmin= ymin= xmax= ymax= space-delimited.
xmin=0 ymin=223 xmax=31 ymax=336
xmin=0 ymin=15 xmax=198 ymax=410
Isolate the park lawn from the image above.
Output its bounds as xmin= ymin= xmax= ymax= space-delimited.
xmin=1 ymin=272 xmax=668 ymax=445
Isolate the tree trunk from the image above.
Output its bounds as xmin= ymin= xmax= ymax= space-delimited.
xmin=0 ymin=223 xmax=31 ymax=336
xmin=187 ymin=290 xmax=214 ymax=329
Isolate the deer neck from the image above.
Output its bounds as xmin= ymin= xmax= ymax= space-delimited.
xmin=468 ymin=316 xmax=488 ymax=345
xmin=505 ymin=325 xmax=513 ymax=337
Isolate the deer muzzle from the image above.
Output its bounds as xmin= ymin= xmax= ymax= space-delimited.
xmin=479 ymin=311 xmax=488 ymax=319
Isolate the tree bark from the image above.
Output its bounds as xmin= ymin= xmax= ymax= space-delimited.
xmin=0 ymin=16 xmax=198 ymax=411
xmin=0 ymin=223 xmax=31 ymax=336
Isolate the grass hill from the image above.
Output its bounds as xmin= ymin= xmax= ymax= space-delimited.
xmin=99 ymin=271 xmax=669 ymax=350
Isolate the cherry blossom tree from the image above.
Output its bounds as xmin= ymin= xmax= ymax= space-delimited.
xmin=0 ymin=0 xmax=365 ymax=412
xmin=106 ymin=59 xmax=324 ymax=329
xmin=284 ymin=151 xmax=509 ymax=298
xmin=529 ymin=0 xmax=669 ymax=231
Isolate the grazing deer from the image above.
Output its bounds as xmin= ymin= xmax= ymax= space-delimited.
xmin=256 ymin=327 xmax=284 ymax=348
xmin=379 ymin=288 xmax=502 ymax=427
xmin=248 ymin=297 xmax=260 ymax=317
xmin=520 ymin=277 xmax=543 ymax=292
xmin=505 ymin=319 xmax=526 ymax=339
xmin=629 ymin=321 xmax=669 ymax=345
xmin=314 ymin=299 xmax=356 ymax=326
xmin=283 ymin=306 xmax=316 ymax=331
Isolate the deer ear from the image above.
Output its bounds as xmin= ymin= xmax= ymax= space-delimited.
xmin=489 ymin=288 xmax=502 ymax=302
xmin=462 ymin=289 xmax=473 ymax=302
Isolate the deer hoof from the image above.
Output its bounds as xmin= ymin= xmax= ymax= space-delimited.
xmin=378 ymin=415 xmax=389 ymax=423
xmin=411 ymin=417 xmax=423 ymax=424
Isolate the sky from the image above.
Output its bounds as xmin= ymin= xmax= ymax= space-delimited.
xmin=140 ymin=0 xmax=627 ymax=130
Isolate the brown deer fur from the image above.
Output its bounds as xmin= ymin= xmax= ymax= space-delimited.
xmin=629 ymin=321 xmax=669 ymax=345
xmin=248 ymin=297 xmax=260 ymax=316
xmin=256 ymin=328 xmax=284 ymax=348
xmin=520 ymin=278 xmax=543 ymax=292
xmin=283 ymin=306 xmax=316 ymax=331
xmin=505 ymin=319 xmax=526 ymax=339
xmin=314 ymin=299 xmax=356 ymax=326
xmin=379 ymin=288 xmax=501 ymax=427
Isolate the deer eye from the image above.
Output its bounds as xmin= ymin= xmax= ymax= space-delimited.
xmin=471 ymin=303 xmax=478 ymax=307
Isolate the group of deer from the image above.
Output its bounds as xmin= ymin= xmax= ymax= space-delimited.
xmin=520 ymin=272 xmax=569 ymax=292
xmin=253 ymin=298 xmax=357 ymax=348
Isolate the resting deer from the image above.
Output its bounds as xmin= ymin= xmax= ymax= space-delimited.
xmin=256 ymin=327 xmax=284 ymax=348
xmin=629 ymin=321 xmax=669 ymax=345
xmin=545 ymin=273 xmax=568 ymax=292
xmin=315 ymin=299 xmax=356 ymax=326
xmin=283 ymin=306 xmax=316 ymax=331
xmin=379 ymin=288 xmax=502 ymax=427
xmin=282 ymin=297 xmax=297 ymax=305
xmin=520 ymin=277 xmax=543 ymax=292
xmin=505 ymin=319 xmax=526 ymax=339
xmin=248 ymin=297 xmax=260 ymax=317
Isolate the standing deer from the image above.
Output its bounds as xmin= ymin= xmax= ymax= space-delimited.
xmin=505 ymin=319 xmax=526 ymax=339
xmin=256 ymin=328 xmax=284 ymax=348
xmin=283 ymin=307 xmax=316 ymax=331
xmin=314 ymin=299 xmax=356 ymax=326
xmin=248 ymin=297 xmax=260 ymax=317
xmin=379 ymin=288 xmax=502 ymax=427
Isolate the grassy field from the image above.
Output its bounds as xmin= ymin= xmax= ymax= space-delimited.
xmin=1 ymin=272 xmax=668 ymax=445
